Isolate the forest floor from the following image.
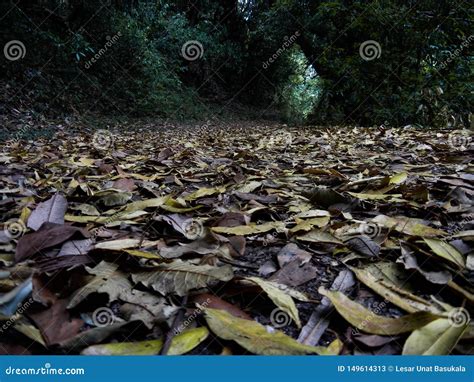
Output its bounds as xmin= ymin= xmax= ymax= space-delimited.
xmin=0 ymin=120 xmax=473 ymax=355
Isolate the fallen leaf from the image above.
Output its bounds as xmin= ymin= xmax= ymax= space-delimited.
xmin=0 ymin=278 xmax=32 ymax=318
xmin=298 ymin=269 xmax=355 ymax=346
xmin=289 ymin=216 xmax=330 ymax=233
xmin=397 ymin=244 xmax=451 ymax=284
xmin=402 ymin=317 xmax=468 ymax=355
xmin=212 ymin=221 xmax=285 ymax=235
xmin=270 ymin=259 xmax=317 ymax=287
xmin=246 ymin=276 xmax=302 ymax=327
xmin=29 ymin=299 xmax=84 ymax=346
xmin=389 ymin=172 xmax=408 ymax=185
xmin=350 ymin=262 xmax=443 ymax=314
xmin=344 ymin=236 xmax=380 ymax=257
xmin=423 ymin=238 xmax=465 ymax=268
xmin=373 ymin=215 xmax=446 ymax=237
xmin=191 ymin=293 xmax=251 ymax=320
xmin=296 ymin=229 xmax=342 ymax=244
xmin=319 ymin=288 xmax=439 ymax=335
xmin=16 ymin=223 xmax=89 ymax=262
xmin=27 ymin=193 xmax=68 ymax=231
xmin=204 ymin=307 xmax=324 ymax=355
xmin=81 ymin=327 xmax=209 ymax=355
xmin=132 ymin=261 xmax=234 ymax=296
xmin=184 ymin=187 xmax=226 ymax=201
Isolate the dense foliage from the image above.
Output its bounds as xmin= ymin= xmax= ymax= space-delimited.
xmin=1 ymin=0 xmax=472 ymax=126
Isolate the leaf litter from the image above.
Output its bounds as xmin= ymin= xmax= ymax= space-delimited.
xmin=0 ymin=122 xmax=472 ymax=355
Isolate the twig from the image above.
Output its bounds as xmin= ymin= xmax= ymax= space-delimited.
xmin=338 ymin=175 xmax=386 ymax=190
xmin=160 ymin=296 xmax=188 ymax=355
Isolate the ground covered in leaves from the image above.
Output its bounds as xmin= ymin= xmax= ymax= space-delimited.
xmin=0 ymin=122 xmax=473 ymax=355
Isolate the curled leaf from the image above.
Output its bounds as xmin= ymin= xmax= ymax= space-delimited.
xmin=319 ymin=288 xmax=439 ymax=335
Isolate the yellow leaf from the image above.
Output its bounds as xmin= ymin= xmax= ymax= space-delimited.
xmin=121 ymin=196 xmax=169 ymax=214
xmin=160 ymin=198 xmax=202 ymax=213
xmin=67 ymin=178 xmax=80 ymax=190
xmin=236 ymin=181 xmax=262 ymax=193
xmin=81 ymin=327 xmax=209 ymax=355
xmin=95 ymin=239 xmax=157 ymax=250
xmin=294 ymin=209 xmax=330 ymax=218
xmin=318 ymin=338 xmax=343 ymax=355
xmin=296 ymin=229 xmax=342 ymax=244
xmin=77 ymin=157 xmax=96 ymax=167
xmin=132 ymin=261 xmax=233 ymax=297
xmin=423 ymin=238 xmax=465 ymax=268
xmin=289 ymin=216 xmax=330 ymax=233
xmin=69 ymin=203 xmax=100 ymax=216
xmin=184 ymin=187 xmax=226 ymax=201
xmin=350 ymin=263 xmax=443 ymax=314
xmin=65 ymin=215 xmax=140 ymax=226
xmin=212 ymin=221 xmax=285 ymax=235
xmin=122 ymin=249 xmax=164 ymax=260
xmin=320 ymin=288 xmax=439 ymax=335
xmin=19 ymin=207 xmax=31 ymax=223
xmin=403 ymin=317 xmax=468 ymax=355
xmin=204 ymin=308 xmax=323 ymax=355
xmin=246 ymin=277 xmax=301 ymax=328
xmin=348 ymin=192 xmax=402 ymax=200
xmin=372 ymin=215 xmax=446 ymax=237
xmin=389 ymin=172 xmax=408 ymax=185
